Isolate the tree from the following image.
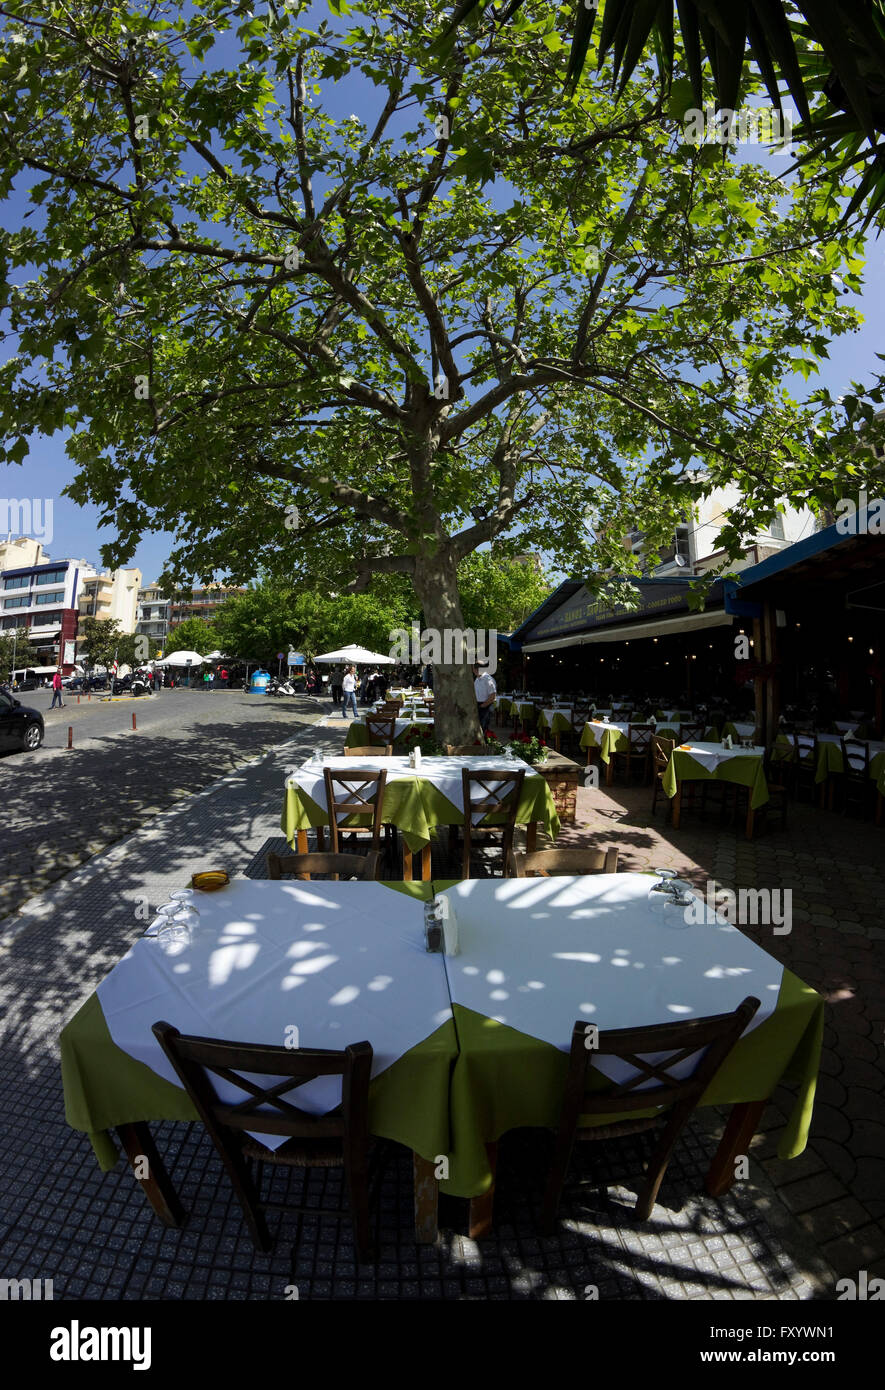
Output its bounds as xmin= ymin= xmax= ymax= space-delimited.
xmin=0 ymin=632 xmax=19 ymax=683
xmin=163 ymin=617 xmax=220 ymax=656
xmin=0 ymin=0 xmax=880 ymax=744
xmin=457 ymin=552 xmax=552 ymax=634
xmin=440 ymin=1 xmax=885 ymax=222
xmin=212 ymin=578 xmax=413 ymax=665
xmin=78 ymin=616 xmax=128 ymax=670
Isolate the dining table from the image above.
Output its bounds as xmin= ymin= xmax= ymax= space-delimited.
xmin=60 ymin=878 xmax=454 ymax=1243
xmin=435 ymin=873 xmax=822 ymax=1233
xmin=774 ymin=732 xmax=885 ymax=808
xmin=662 ymin=741 xmax=769 ymax=838
xmin=61 ymin=872 xmax=823 ymax=1246
xmin=281 ymin=754 xmax=561 ymax=881
xmin=345 ymin=716 xmax=435 ymax=748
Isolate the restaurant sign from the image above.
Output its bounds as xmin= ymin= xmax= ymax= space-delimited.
xmin=529 ymin=580 xmax=706 ymax=640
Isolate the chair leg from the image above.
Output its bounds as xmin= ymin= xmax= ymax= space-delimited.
xmin=539 ymin=1130 xmax=578 ymax=1235
xmin=633 ymin=1106 xmax=691 ymax=1220
xmin=345 ymin=1163 xmax=374 ymax=1264
xmin=462 ymin=827 xmax=471 ymax=880
xmin=222 ymin=1148 xmax=274 ymax=1253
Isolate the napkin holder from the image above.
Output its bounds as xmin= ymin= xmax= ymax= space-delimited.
xmin=409 ymin=746 xmax=422 ymax=769
xmin=439 ymin=894 xmax=458 ymax=956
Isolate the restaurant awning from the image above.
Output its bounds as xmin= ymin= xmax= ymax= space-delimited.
xmin=512 ymin=576 xmax=727 ymax=652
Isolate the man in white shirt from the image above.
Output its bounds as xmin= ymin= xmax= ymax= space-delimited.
xmin=473 ymin=662 xmax=497 ymax=735
xmin=342 ymin=665 xmax=358 ymax=720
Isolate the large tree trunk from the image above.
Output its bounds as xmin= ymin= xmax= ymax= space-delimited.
xmin=412 ymin=549 xmax=483 ymax=749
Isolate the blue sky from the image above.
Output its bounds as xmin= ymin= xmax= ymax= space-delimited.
xmin=2 ymin=7 xmax=884 ymax=584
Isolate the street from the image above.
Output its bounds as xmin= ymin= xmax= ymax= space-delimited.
xmin=0 ymin=688 xmax=327 ymax=920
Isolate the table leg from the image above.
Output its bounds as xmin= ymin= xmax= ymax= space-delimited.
xmin=413 ymin=1153 xmax=438 ymax=1243
xmin=296 ymin=829 xmax=308 ymax=854
xmin=116 ymin=1121 xmax=186 ymax=1228
xmin=704 ymin=1100 xmax=768 ymax=1196
xmin=672 ymin=782 xmax=682 ymax=830
xmin=605 ymin=756 xmax=614 ymax=788
xmin=744 ymin=802 xmax=755 ymax=840
xmin=468 ymin=1143 xmax=498 ymax=1239
xmin=525 ymin=822 xmax=537 ymax=854
xmin=877 ymin=792 xmax=883 ymax=826
xmin=401 ymin=843 xmax=414 ymax=881
xmin=419 ymin=843 xmax=431 ymax=881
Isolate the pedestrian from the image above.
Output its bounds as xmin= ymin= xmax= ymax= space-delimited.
xmin=422 ymin=663 xmax=434 ymax=691
xmin=49 ymin=667 xmax=65 ymax=709
xmin=473 ymin=661 xmax=497 ymax=735
xmin=330 ymin=665 xmax=344 ymax=707
xmin=220 ymin=666 xmax=228 ymax=688
xmin=342 ymin=664 xmax=358 ymax=720
xmin=203 ymin=669 xmax=213 ymax=693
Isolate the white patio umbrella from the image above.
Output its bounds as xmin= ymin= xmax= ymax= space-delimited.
xmin=154 ymin=650 xmax=206 ymax=666
xmin=313 ymin=644 xmax=395 ymax=664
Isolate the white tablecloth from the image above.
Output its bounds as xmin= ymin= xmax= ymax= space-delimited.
xmin=98 ymin=881 xmax=452 ymax=1145
xmin=440 ymin=875 xmax=779 ymax=1086
xmin=540 ymin=707 xmax=574 ymax=728
xmin=678 ymin=741 xmax=765 ymax=773
xmin=588 ymin=719 xmax=630 ymax=736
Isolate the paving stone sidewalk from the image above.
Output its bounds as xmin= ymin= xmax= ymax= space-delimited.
xmin=0 ymin=693 xmax=323 ymax=923
xmin=0 ymin=720 xmax=857 ymax=1301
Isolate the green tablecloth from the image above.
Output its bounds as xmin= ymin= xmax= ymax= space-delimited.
xmin=59 ymin=880 xmax=458 ymax=1174
xmin=536 ymin=710 xmax=574 ymax=735
xmin=509 ymin=700 xmax=537 ymax=723
xmin=281 ymin=766 xmax=561 ymax=854
xmin=442 ymin=968 xmax=822 ymax=1195
xmin=773 ymin=735 xmax=885 ymax=796
xmin=662 ymin=747 xmax=770 ymax=809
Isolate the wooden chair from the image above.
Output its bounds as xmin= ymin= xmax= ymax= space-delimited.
xmin=444 ymin=743 xmax=495 ymax=755
xmin=678 ymin=721 xmax=706 ymax=745
xmin=650 ymin=736 xmax=675 ymax=816
xmin=507 ymin=846 xmax=619 ymax=877
xmin=460 ymin=767 xmax=526 ymax=879
xmin=610 ymin=724 xmax=654 ymax=784
xmin=540 ymin=996 xmax=761 ymax=1231
xmin=323 ymin=767 xmax=388 ymax=854
xmin=839 ymin=737 xmax=872 ymax=817
xmin=266 ymin=850 xmax=381 ymax=882
xmin=365 ymin=715 xmax=396 ymax=748
xmin=152 ymin=1023 xmax=377 ymax=1260
xmin=344 ymin=744 xmax=392 ymax=757
xmin=792 ymin=730 xmax=819 ymax=804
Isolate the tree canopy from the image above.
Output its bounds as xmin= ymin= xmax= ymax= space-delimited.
xmin=1 ymin=0 xmax=882 ymax=735
xmin=163 ymin=616 xmax=220 ymax=655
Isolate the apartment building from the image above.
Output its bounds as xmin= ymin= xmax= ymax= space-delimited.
xmin=169 ymin=582 xmax=244 ymax=626
xmin=0 ymin=538 xmax=141 ymax=671
xmin=626 ymin=485 xmax=817 ymax=578
xmin=136 ymin=583 xmax=172 ymax=645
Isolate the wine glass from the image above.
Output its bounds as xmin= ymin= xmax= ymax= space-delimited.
xmin=148 ymin=901 xmax=177 ymax=936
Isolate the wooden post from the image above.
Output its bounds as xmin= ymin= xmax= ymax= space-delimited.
xmin=762 ymin=602 xmax=779 ymax=745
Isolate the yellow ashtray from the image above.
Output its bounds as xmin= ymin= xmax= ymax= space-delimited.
xmin=191 ymin=870 xmax=230 ymax=892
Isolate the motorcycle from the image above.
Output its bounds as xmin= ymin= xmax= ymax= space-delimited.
xmin=131 ymin=677 xmax=152 ymax=697
xmin=276 ymin=677 xmax=297 ymax=696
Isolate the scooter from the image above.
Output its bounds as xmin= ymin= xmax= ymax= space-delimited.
xmin=131 ymin=676 xmax=152 ymax=697
xmin=276 ymin=677 xmax=297 ymax=696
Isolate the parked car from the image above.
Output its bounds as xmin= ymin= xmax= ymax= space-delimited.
xmin=0 ymin=689 xmax=44 ymax=752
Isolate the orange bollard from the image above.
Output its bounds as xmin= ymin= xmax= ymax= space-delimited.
xmin=77 ymin=695 xmax=80 ymax=704
xmin=67 ymin=726 xmax=73 ymax=749
xmin=132 ymin=711 xmax=136 ymax=730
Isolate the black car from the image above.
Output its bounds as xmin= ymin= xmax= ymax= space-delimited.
xmin=0 ymin=690 xmax=44 ymax=752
